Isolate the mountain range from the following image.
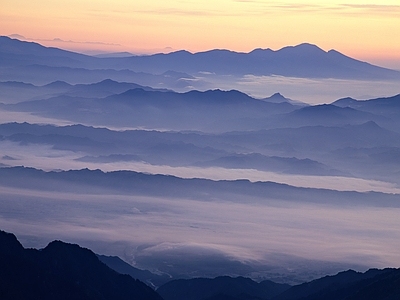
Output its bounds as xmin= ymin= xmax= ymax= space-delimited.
xmin=2 ymin=79 xmax=400 ymax=133
xmin=102 ymin=45 xmax=400 ymax=79
xmin=0 ymin=166 xmax=398 ymax=209
xmin=1 ymin=35 xmax=400 ymax=298
xmin=2 ymin=87 xmax=297 ymax=131
xmin=2 ymin=83 xmax=400 ymax=184
xmin=1 ymin=36 xmax=400 ymax=81
xmin=1 ymin=115 xmax=400 ymax=183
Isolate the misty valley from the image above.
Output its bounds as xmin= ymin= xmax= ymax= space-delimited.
xmin=1 ymin=36 xmax=400 ymax=299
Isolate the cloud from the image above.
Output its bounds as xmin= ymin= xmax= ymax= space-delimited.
xmin=2 ymin=155 xmax=17 ymax=161
xmin=82 ymin=1 xmax=400 ymax=20
xmin=1 ymin=184 xmax=399 ymax=281
xmin=269 ymin=3 xmax=323 ymax=11
xmin=230 ymin=1 xmax=400 ymax=16
xmin=229 ymin=1 xmax=328 ymax=14
xmin=206 ymin=74 xmax=400 ymax=105
xmin=93 ymin=6 xmax=219 ymax=17
xmin=340 ymin=3 xmax=400 ymax=12
xmin=8 ymin=34 xmax=26 ymax=39
xmin=2 ymin=139 xmax=400 ymax=194
xmin=7 ymin=34 xmax=121 ymax=47
xmin=43 ymin=37 xmax=121 ymax=47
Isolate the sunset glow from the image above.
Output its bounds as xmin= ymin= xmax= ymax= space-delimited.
xmin=1 ymin=0 xmax=400 ymax=68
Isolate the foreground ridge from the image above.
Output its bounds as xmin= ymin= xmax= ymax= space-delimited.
xmin=1 ymin=229 xmax=400 ymax=300
xmin=0 ymin=230 xmax=162 ymax=300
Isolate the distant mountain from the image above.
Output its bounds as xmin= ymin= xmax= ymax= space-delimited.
xmin=0 ymin=79 xmax=163 ymax=104
xmin=43 ymin=80 xmax=73 ymax=89
xmin=3 ymin=88 xmax=296 ymax=131
xmin=275 ymin=268 xmax=400 ymax=300
xmin=102 ymin=44 xmax=400 ymax=80
xmin=4 ymin=85 xmax=400 ymax=133
xmin=0 ymin=63 xmax=195 ymax=87
xmin=0 ymin=36 xmax=96 ymax=68
xmin=275 ymin=104 xmax=387 ymax=128
xmin=263 ymin=92 xmax=289 ymax=103
xmin=0 ymin=230 xmax=162 ymax=300
xmin=94 ymin=52 xmax=134 ymax=58
xmin=262 ymin=93 xmax=306 ymax=106
xmin=0 ymin=166 xmax=399 ymax=208
xmin=1 ymin=36 xmax=399 ymax=80
xmin=0 ymin=36 xmax=198 ymax=86
xmin=2 ymin=121 xmax=400 ymax=182
xmin=230 ymin=121 xmax=400 ymax=165
xmin=157 ymin=268 xmax=400 ymax=300
xmin=157 ymin=276 xmax=291 ymax=300
xmin=332 ymin=94 xmax=400 ymax=133
xmin=333 ymin=94 xmax=400 ymax=113
xmin=194 ymin=153 xmax=343 ymax=176
xmin=64 ymin=79 xmax=165 ymax=97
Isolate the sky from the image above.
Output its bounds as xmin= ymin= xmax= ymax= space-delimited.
xmin=1 ymin=0 xmax=400 ymax=69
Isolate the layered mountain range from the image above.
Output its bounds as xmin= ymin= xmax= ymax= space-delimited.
xmin=1 ymin=90 xmax=400 ymax=184
xmin=1 ymin=36 xmax=400 ymax=298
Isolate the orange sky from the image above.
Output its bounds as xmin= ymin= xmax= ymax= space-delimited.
xmin=2 ymin=0 xmax=400 ymax=68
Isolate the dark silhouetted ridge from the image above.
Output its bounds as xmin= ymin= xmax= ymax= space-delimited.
xmin=98 ymin=254 xmax=171 ymax=289
xmin=0 ymin=230 xmax=24 ymax=256
xmin=0 ymin=229 xmax=163 ymax=300
xmin=275 ymin=268 xmax=400 ymax=300
xmin=157 ymin=276 xmax=290 ymax=300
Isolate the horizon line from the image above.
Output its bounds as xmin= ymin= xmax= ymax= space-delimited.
xmin=3 ymin=34 xmax=400 ymax=71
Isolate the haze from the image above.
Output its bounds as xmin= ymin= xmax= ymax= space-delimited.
xmin=1 ymin=0 xmax=400 ymax=287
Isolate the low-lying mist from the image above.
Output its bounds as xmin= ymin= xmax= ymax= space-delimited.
xmin=191 ymin=74 xmax=400 ymax=105
xmin=0 ymin=180 xmax=399 ymax=284
xmin=1 ymin=140 xmax=399 ymax=194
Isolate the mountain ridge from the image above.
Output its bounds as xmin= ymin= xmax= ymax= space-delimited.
xmin=2 ymin=36 xmax=399 ymax=80
xmin=0 ymin=229 xmax=162 ymax=300
xmin=0 ymin=166 xmax=399 ymax=207
xmin=2 ymin=229 xmax=400 ymax=300
xmin=156 ymin=267 xmax=400 ymax=300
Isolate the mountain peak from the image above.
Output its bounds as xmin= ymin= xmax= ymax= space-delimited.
xmin=332 ymin=97 xmax=358 ymax=107
xmin=271 ymin=92 xmax=285 ymax=98
xmin=262 ymin=92 xmax=307 ymax=106
xmin=43 ymin=80 xmax=72 ymax=89
xmin=0 ymin=229 xmax=163 ymax=300
xmin=0 ymin=230 xmax=24 ymax=255
xmin=279 ymin=43 xmax=325 ymax=53
xmin=250 ymin=47 xmax=272 ymax=53
xmin=263 ymin=92 xmax=288 ymax=103
xmin=166 ymin=49 xmax=192 ymax=56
